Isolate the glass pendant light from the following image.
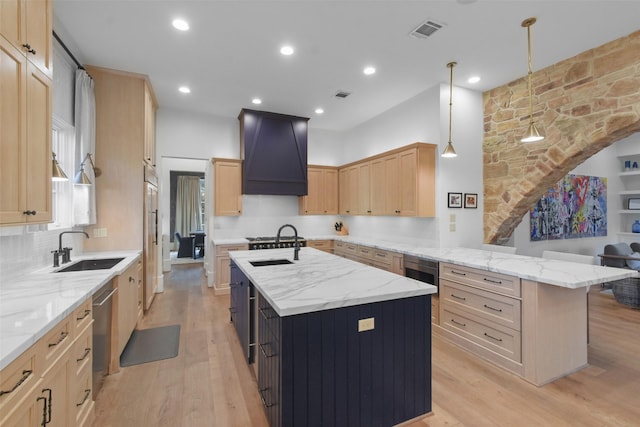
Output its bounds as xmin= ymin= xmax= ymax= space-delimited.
xmin=521 ymin=17 xmax=544 ymax=142
xmin=442 ymin=61 xmax=458 ymax=158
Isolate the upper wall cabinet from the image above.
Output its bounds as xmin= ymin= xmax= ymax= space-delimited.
xmin=0 ymin=0 xmax=53 ymax=78
xmin=239 ymin=109 xmax=309 ymax=196
xmin=213 ymin=158 xmax=242 ymax=216
xmin=143 ymin=84 xmax=157 ymax=168
xmin=299 ymin=165 xmax=338 ymax=215
xmin=0 ymin=24 xmax=52 ymax=225
xmin=338 ymin=143 xmax=436 ymax=218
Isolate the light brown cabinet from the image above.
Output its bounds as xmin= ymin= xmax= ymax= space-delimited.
xmin=299 ymin=166 xmax=338 ymax=215
xmin=115 ymin=257 xmax=141 ymax=358
xmin=0 ymin=0 xmax=53 ymax=78
xmin=306 ymin=239 xmax=334 ymax=253
xmin=143 ymin=84 xmax=156 ymax=167
xmin=334 ymin=241 xmax=403 ymax=275
xmin=0 ymin=36 xmax=52 ymax=225
xmin=213 ymin=158 xmax=242 ymax=216
xmin=214 ymin=243 xmax=248 ymax=294
xmin=337 ymin=143 xmax=436 ymax=217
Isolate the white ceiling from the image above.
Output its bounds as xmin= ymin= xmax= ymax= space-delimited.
xmin=53 ymin=0 xmax=640 ymax=131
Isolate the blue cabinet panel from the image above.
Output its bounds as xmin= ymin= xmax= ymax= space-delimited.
xmin=230 ymin=262 xmax=254 ymax=363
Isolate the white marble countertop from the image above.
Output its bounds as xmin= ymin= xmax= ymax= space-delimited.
xmin=229 ymin=247 xmax=437 ymax=317
xmin=212 ymin=237 xmax=249 ymax=245
xmin=0 ymin=251 xmax=141 ymax=370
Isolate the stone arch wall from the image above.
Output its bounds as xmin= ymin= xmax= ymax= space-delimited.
xmin=483 ymin=30 xmax=640 ymax=244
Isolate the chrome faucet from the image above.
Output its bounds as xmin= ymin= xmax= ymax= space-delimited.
xmin=275 ymin=224 xmax=300 ymax=260
xmin=53 ymin=231 xmax=90 ymax=267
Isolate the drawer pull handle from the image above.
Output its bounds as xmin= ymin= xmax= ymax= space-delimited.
xmin=375 ymin=253 xmax=386 ymax=258
xmin=48 ymin=331 xmax=69 ymax=347
xmin=450 ymin=270 xmax=466 ymax=276
xmin=0 ymin=370 xmax=33 ymax=396
xmin=450 ymin=319 xmax=466 ymax=327
xmin=484 ymin=332 xmax=503 ymax=342
xmin=259 ymin=343 xmax=276 ymax=358
xmin=259 ymin=388 xmax=274 ymax=408
xmin=76 ymin=389 xmax=91 ymax=407
xmin=450 ymin=293 xmax=466 ymax=301
xmin=76 ymin=309 xmax=91 ymax=321
xmin=483 ymin=277 xmax=503 ymax=285
xmin=77 ymin=347 xmax=91 ymax=362
xmin=361 ymin=249 xmax=369 ymax=253
xmin=484 ymin=304 xmax=503 ymax=312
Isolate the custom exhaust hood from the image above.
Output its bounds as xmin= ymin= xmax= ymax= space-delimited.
xmin=239 ymin=109 xmax=309 ymax=196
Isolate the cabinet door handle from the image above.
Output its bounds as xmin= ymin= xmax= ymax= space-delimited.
xmin=22 ymin=43 xmax=36 ymax=54
xmin=484 ymin=332 xmax=503 ymax=342
xmin=43 ymin=388 xmax=52 ymax=424
xmin=76 ymin=309 xmax=91 ymax=321
xmin=37 ymin=395 xmax=48 ymax=426
xmin=129 ymin=276 xmax=135 ymax=283
xmin=450 ymin=318 xmax=466 ymax=327
xmin=76 ymin=389 xmax=91 ymax=407
xmin=23 ymin=210 xmax=36 ymax=215
xmin=483 ymin=277 xmax=503 ymax=285
xmin=0 ymin=369 xmax=33 ymax=396
xmin=48 ymin=331 xmax=69 ymax=347
xmin=77 ymin=347 xmax=91 ymax=362
xmin=483 ymin=304 xmax=503 ymax=312
xmin=229 ymin=281 xmax=241 ymax=288
xmin=450 ymin=293 xmax=466 ymax=301
xmin=450 ymin=270 xmax=466 ymax=276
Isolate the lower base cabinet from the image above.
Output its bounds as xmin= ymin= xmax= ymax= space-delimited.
xmin=256 ymin=292 xmax=432 ymax=427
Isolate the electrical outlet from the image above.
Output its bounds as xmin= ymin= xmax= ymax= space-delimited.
xmin=358 ymin=317 xmax=375 ymax=332
xmin=449 ymin=223 xmax=456 ymax=232
xmin=450 ymin=214 xmax=456 ymax=222
xmin=93 ymin=228 xmax=107 ymax=238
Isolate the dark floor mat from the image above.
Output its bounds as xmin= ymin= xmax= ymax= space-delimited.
xmin=120 ymin=325 xmax=180 ymax=367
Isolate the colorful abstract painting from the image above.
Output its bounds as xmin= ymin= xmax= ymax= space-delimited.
xmin=530 ymin=174 xmax=607 ymax=241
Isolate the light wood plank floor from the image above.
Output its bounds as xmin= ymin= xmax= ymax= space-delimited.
xmin=93 ymin=266 xmax=640 ymax=426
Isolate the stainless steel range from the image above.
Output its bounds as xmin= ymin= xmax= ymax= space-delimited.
xmin=246 ymin=236 xmax=307 ymax=250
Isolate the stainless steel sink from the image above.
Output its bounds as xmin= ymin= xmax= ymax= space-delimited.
xmin=56 ymin=257 xmax=125 ymax=272
xmin=249 ymin=259 xmax=293 ymax=267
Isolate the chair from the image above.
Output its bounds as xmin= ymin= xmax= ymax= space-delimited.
xmin=599 ymin=243 xmax=640 ymax=309
xmin=175 ymin=232 xmax=195 ymax=258
xmin=482 ymin=244 xmax=517 ymax=254
xmin=192 ymin=232 xmax=205 ymax=258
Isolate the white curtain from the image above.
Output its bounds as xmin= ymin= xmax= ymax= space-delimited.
xmin=175 ymin=176 xmax=202 ymax=237
xmin=73 ymin=69 xmax=96 ymax=225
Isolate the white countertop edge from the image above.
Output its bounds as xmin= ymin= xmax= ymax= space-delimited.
xmin=0 ymin=250 xmax=141 ymax=370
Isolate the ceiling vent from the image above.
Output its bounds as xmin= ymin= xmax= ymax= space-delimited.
xmin=410 ymin=19 xmax=445 ymax=39
xmin=335 ymin=90 xmax=351 ymax=99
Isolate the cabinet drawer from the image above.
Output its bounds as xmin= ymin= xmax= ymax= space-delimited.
xmin=440 ymin=262 xmax=521 ymax=298
xmin=307 ymin=240 xmax=333 ymax=252
xmin=73 ymin=323 xmax=93 ymax=377
xmin=0 ymin=345 xmax=39 ymax=413
xmin=441 ymin=281 xmax=521 ymax=331
xmin=441 ymin=307 xmax=521 ymax=362
xmin=41 ymin=316 xmax=73 ymax=370
xmin=73 ymin=298 xmax=93 ymax=334
xmin=215 ymin=244 xmax=248 ymax=256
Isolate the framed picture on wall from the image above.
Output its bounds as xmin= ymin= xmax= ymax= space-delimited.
xmin=464 ymin=193 xmax=478 ymax=209
xmin=448 ymin=192 xmax=462 ymax=208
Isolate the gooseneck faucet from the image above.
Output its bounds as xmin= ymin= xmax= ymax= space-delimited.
xmin=275 ymin=224 xmax=300 ymax=261
xmin=53 ymin=231 xmax=90 ymax=267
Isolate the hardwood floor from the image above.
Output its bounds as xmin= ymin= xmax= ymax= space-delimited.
xmin=93 ymin=267 xmax=640 ymax=426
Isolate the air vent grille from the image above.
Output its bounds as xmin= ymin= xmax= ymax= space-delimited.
xmin=335 ymin=90 xmax=351 ymax=98
xmin=410 ymin=19 xmax=445 ymax=38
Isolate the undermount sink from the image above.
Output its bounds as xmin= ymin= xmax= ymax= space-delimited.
xmin=249 ymin=259 xmax=293 ymax=267
xmin=56 ymin=257 xmax=125 ymax=272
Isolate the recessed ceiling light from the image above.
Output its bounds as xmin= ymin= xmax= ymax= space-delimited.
xmin=252 ymin=98 xmax=262 ymax=105
xmin=280 ymin=45 xmax=294 ymax=56
xmin=468 ymin=76 xmax=481 ymax=84
xmin=178 ymin=86 xmax=191 ymax=94
xmin=363 ymin=66 xmax=376 ymax=76
xmin=315 ymin=108 xmax=324 ymax=114
xmin=172 ymin=18 xmax=189 ymax=31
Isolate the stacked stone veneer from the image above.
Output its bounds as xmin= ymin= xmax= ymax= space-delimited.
xmin=483 ymin=30 xmax=640 ymax=244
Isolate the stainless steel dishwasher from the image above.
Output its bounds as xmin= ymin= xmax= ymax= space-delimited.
xmin=92 ymin=280 xmax=117 ymax=399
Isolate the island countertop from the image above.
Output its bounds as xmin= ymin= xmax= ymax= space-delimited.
xmin=229 ymin=247 xmax=437 ymax=317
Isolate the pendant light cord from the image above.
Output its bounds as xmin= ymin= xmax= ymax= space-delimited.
xmin=448 ymin=62 xmax=455 ymax=143
xmin=527 ymin=23 xmax=534 ymax=125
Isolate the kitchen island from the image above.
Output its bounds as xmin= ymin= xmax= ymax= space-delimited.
xmin=229 ymin=247 xmax=437 ymax=427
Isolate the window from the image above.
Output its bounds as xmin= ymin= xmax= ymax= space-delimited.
xmin=49 ymin=118 xmax=75 ymax=229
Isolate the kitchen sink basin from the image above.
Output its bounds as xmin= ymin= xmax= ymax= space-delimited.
xmin=56 ymin=257 xmax=125 ymax=272
xmin=249 ymin=259 xmax=293 ymax=267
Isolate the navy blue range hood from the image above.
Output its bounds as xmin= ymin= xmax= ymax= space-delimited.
xmin=239 ymin=109 xmax=309 ymax=196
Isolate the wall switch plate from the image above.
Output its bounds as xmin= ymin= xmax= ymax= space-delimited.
xmin=358 ymin=317 xmax=375 ymax=332
xmin=93 ymin=228 xmax=107 ymax=238
xmin=449 ymin=224 xmax=456 ymax=232
xmin=450 ymin=214 xmax=456 ymax=222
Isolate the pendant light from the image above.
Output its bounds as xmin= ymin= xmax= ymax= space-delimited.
xmin=441 ymin=61 xmax=458 ymax=158
xmin=521 ymin=17 xmax=544 ymax=142
xmin=52 ymin=151 xmax=68 ymax=181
